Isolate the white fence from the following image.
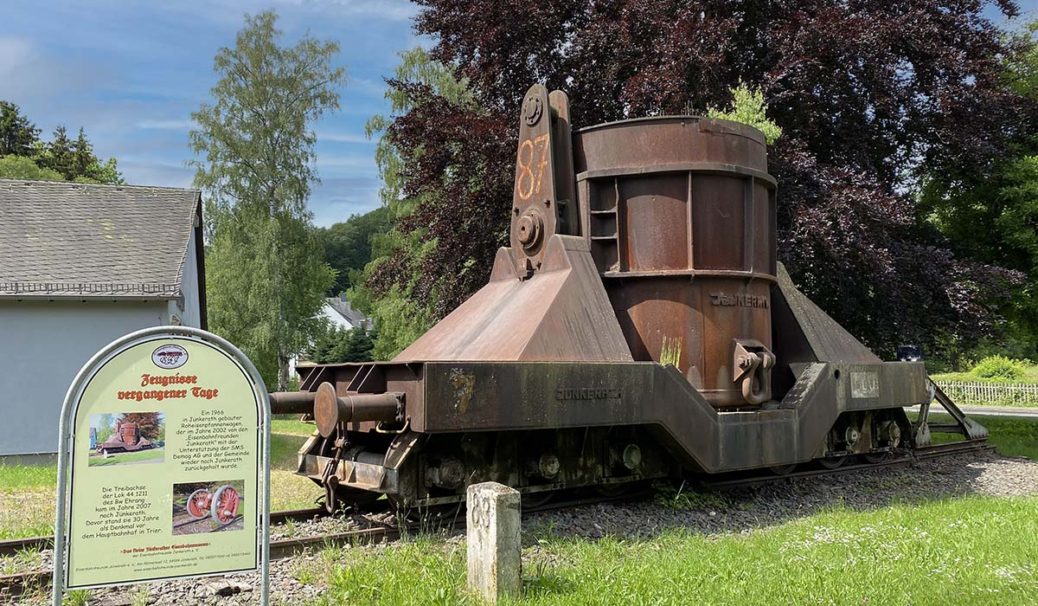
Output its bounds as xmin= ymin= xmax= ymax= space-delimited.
xmin=936 ymin=381 xmax=1038 ymax=407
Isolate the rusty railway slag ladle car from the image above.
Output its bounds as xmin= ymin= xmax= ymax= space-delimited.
xmin=270 ymin=85 xmax=987 ymax=512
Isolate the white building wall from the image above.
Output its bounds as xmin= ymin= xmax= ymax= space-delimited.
xmin=0 ymin=301 xmax=170 ymax=456
xmin=178 ymin=230 xmax=203 ymax=328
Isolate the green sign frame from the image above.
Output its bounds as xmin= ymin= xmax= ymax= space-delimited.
xmin=52 ymin=326 xmax=270 ymax=605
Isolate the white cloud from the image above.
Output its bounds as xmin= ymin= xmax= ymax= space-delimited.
xmin=137 ymin=119 xmax=196 ymax=131
xmin=0 ymin=37 xmax=33 ymax=78
xmin=348 ymin=77 xmax=388 ymax=98
xmin=0 ymin=36 xmax=99 ymax=103
xmin=318 ymin=130 xmax=376 ymax=144
xmin=317 ymin=154 xmax=376 ymax=169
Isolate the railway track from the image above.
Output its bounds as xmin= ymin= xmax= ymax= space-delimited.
xmin=0 ymin=440 xmax=996 ymax=597
xmin=697 ymin=440 xmax=993 ymax=491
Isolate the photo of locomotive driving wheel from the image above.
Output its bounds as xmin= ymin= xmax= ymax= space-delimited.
xmin=210 ymin=484 xmax=240 ymax=524
xmin=172 ymin=480 xmax=246 ymax=534
xmin=185 ymin=488 xmax=212 ymax=520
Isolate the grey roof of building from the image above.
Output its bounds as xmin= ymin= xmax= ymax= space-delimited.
xmin=0 ymin=179 xmax=201 ymax=299
xmin=326 ymin=297 xmax=369 ymax=327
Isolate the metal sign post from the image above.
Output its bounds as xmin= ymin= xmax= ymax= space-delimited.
xmin=52 ymin=326 xmax=270 ymax=605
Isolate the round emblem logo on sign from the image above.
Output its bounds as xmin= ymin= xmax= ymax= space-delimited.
xmin=152 ymin=344 xmax=188 ymax=369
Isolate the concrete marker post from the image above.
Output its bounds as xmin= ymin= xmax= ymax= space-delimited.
xmin=466 ymin=482 xmax=522 ymax=603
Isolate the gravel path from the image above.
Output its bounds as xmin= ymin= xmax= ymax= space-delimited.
xmin=5 ymin=451 xmax=1036 ymax=605
xmin=524 ymin=451 xmax=1038 ymax=541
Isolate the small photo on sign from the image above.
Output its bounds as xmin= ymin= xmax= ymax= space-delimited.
xmin=87 ymin=413 xmax=165 ymax=466
xmin=172 ymin=480 xmax=245 ymax=535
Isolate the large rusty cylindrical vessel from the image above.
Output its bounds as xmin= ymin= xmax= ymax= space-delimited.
xmin=573 ymin=117 xmax=777 ymax=408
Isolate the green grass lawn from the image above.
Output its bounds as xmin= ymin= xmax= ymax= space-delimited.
xmin=87 ymin=447 xmax=165 ymax=466
xmin=0 ymin=465 xmax=55 ymax=540
xmin=923 ymin=414 xmax=1038 ymax=460
xmin=271 ymin=416 xmax=317 ymax=436
xmin=299 ymin=495 xmax=1038 ymax=605
xmin=270 ymin=427 xmax=323 ymax=511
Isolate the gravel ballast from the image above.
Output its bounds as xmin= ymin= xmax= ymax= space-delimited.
xmin=5 ymin=451 xmax=1036 ymax=605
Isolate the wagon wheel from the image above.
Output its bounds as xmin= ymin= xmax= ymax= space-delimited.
xmin=818 ymin=455 xmax=848 ymax=470
xmin=186 ymin=489 xmax=212 ymax=520
xmin=211 ymin=485 xmax=241 ymax=524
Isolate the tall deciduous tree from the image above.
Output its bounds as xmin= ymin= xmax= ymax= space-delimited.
xmin=190 ymin=11 xmax=343 ymax=388
xmin=362 ymin=0 xmax=1034 ymax=359
xmin=0 ymin=155 xmax=63 ymax=181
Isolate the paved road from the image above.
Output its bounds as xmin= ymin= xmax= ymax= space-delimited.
xmin=908 ymin=404 xmax=1038 ymax=419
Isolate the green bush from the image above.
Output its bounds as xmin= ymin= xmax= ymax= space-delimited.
xmin=971 ymin=355 xmax=1029 ymax=381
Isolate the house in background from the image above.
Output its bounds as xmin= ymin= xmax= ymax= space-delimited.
xmin=321 ymin=293 xmax=371 ymax=331
xmin=0 ymin=179 xmax=206 ymax=460
xmin=289 ymin=294 xmax=372 ymax=377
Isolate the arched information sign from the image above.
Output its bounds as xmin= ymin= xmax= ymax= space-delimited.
xmin=52 ymin=326 xmax=270 ymax=605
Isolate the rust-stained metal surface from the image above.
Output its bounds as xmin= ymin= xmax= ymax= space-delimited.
xmin=395 ymin=235 xmax=632 ymax=363
xmin=313 ymin=381 xmax=404 ymax=437
xmin=285 ymin=84 xmax=984 ymax=509
xmin=574 ymin=117 xmax=777 ymax=408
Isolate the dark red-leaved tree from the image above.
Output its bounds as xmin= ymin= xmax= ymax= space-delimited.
xmin=371 ymin=0 xmax=1034 ymax=357
xmin=119 ymin=412 xmax=164 ymax=441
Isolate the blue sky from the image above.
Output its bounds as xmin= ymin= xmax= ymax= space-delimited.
xmin=1 ymin=0 xmax=425 ymax=227
xmin=1 ymin=1 xmax=1035 ymax=227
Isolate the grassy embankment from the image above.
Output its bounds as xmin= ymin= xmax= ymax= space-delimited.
xmin=0 ymin=417 xmax=321 ymax=540
xmin=925 ymin=413 xmax=1038 ymax=460
xmin=87 ymin=447 xmax=165 ymax=466
xmin=298 ymin=495 xmax=1038 ymax=606
xmin=0 ymin=464 xmax=55 ymax=540
xmin=294 ymin=414 xmax=1038 ymax=605
xmin=269 ymin=417 xmax=323 ymax=510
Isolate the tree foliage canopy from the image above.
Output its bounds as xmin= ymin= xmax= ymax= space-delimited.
xmin=305 ymin=323 xmax=376 ymax=364
xmin=317 ymin=205 xmax=391 ymax=295
xmin=706 ymin=83 xmax=782 ymax=145
xmin=191 ymin=10 xmax=343 ymax=388
xmin=358 ymin=0 xmax=1036 ymax=359
xmin=0 ymin=101 xmax=39 ymax=157
xmin=919 ymin=20 xmax=1038 ymax=360
xmin=0 ymin=102 xmax=123 ymax=184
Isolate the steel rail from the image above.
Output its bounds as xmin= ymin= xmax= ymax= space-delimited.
xmin=696 ymin=441 xmax=993 ymax=491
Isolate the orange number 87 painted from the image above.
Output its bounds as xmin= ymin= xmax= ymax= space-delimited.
xmin=516 ymin=133 xmax=551 ymax=201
